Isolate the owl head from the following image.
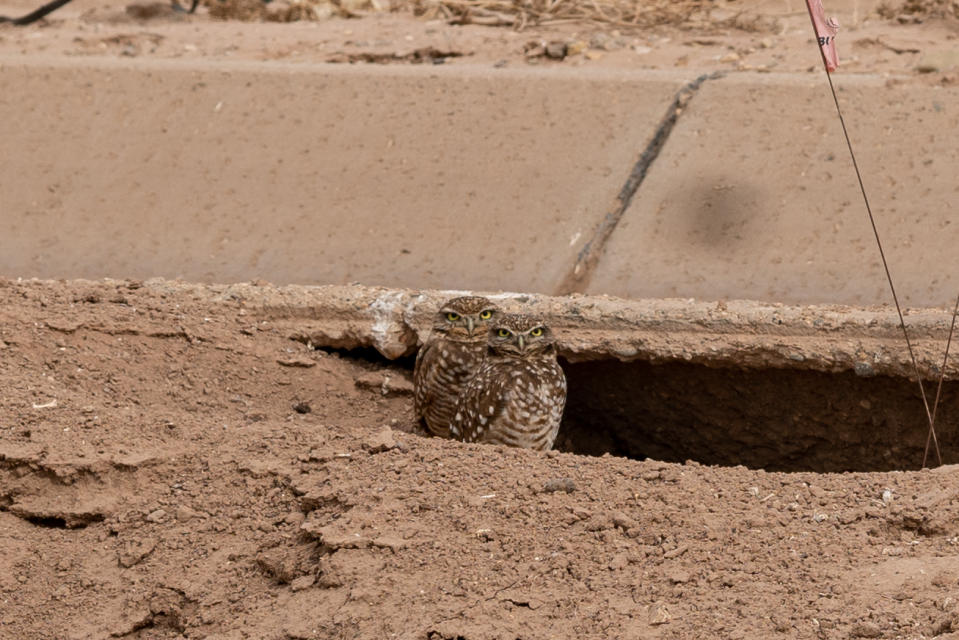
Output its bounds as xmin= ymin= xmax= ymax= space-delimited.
xmin=487 ymin=314 xmax=555 ymax=357
xmin=432 ymin=296 xmax=499 ymax=341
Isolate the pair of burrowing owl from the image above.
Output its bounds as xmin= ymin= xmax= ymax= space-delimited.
xmin=413 ymin=296 xmax=567 ymax=451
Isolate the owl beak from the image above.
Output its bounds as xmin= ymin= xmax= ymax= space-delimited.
xmin=466 ymin=316 xmax=475 ymax=337
xmin=517 ymin=335 xmax=525 ymax=351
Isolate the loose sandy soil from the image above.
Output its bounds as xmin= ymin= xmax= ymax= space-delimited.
xmin=4 ymin=1 xmax=959 ymax=638
xmin=3 ymin=279 xmax=959 ymax=640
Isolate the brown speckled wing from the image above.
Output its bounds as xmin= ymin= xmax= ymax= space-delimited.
xmin=412 ymin=338 xmax=434 ymax=421
xmin=451 ymin=361 xmax=510 ymax=443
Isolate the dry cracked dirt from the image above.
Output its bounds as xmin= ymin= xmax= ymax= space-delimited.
xmin=3 ymin=279 xmax=959 ymax=639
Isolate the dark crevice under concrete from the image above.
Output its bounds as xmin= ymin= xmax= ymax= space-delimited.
xmin=366 ymin=343 xmax=955 ymax=472
xmin=555 ymin=71 xmax=724 ymax=296
xmin=557 ymin=358 xmax=957 ymax=473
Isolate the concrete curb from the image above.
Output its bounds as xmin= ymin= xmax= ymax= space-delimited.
xmin=30 ymin=277 xmax=958 ymax=380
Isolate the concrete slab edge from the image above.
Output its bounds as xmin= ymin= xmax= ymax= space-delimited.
xmin=17 ymin=277 xmax=957 ymax=380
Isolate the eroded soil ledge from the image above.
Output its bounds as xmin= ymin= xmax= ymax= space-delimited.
xmin=3 ymin=278 xmax=959 ymax=639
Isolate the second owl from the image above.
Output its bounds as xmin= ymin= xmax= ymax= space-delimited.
xmin=451 ymin=314 xmax=567 ymax=451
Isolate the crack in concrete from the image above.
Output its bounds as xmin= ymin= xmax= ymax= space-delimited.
xmin=554 ymin=71 xmax=724 ymax=296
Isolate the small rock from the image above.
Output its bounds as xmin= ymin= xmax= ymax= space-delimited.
xmin=542 ymin=478 xmax=576 ymax=493
xmin=277 ymin=356 xmax=315 ymax=368
xmin=648 ymin=602 xmax=671 ymax=625
xmin=118 ymin=537 xmax=157 ymax=568
xmin=354 ymin=371 xmax=414 ymax=396
xmin=145 ymin=509 xmax=168 ymax=523
xmin=571 ymin=506 xmax=591 ymax=521
xmin=293 ymin=402 xmax=312 ymax=414
xmin=475 ymin=528 xmax=495 ymax=542
xmin=175 ymin=505 xmax=201 ymax=522
xmin=284 ymin=511 xmax=306 ymax=526
xmin=666 ymin=569 xmax=691 ymax=584
xmin=46 ymin=319 xmax=84 ymax=333
xmin=585 ymin=50 xmax=604 ymax=61
xmin=663 ymin=545 xmax=688 ymax=559
xmin=290 ymin=575 xmax=315 ymax=592
xmin=719 ymin=52 xmax=740 ymax=63
xmin=545 ymin=42 xmax=567 ymax=59
xmin=611 ymin=511 xmax=637 ymax=530
xmin=372 ymin=536 xmax=407 ymax=551
xmin=584 ymin=514 xmax=613 ymax=532
xmin=256 ymin=550 xmax=297 ymax=584
xmin=589 ymin=33 xmax=611 ymax=49
xmin=524 ymin=41 xmax=546 ymax=58
xmin=364 ymin=427 xmax=397 ymax=454
xmin=851 ymin=621 xmax=881 ymax=638
xmin=303 ymin=522 xmax=371 ymax=549
xmin=590 ymin=33 xmax=623 ymax=51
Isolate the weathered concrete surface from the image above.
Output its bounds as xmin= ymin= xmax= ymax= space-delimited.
xmin=0 ymin=57 xmax=687 ymax=292
xmin=3 ymin=58 xmax=956 ymax=310
xmin=83 ymin=278 xmax=959 ymax=381
xmin=586 ymin=72 xmax=959 ymax=309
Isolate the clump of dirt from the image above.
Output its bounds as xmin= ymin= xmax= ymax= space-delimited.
xmin=4 ymin=278 xmax=959 ymax=639
xmin=878 ymin=0 xmax=959 ymax=21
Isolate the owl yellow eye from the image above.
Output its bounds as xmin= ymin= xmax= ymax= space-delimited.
xmin=446 ymin=312 xmax=460 ymax=322
xmin=497 ymin=329 xmax=510 ymax=338
xmin=479 ymin=310 xmax=493 ymax=320
xmin=530 ymin=327 xmax=544 ymax=337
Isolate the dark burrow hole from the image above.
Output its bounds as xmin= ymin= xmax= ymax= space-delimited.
xmin=556 ymin=358 xmax=959 ymax=473
xmin=23 ymin=515 xmax=70 ymax=528
xmin=331 ymin=341 xmax=957 ymax=473
xmin=19 ymin=514 xmax=104 ymax=529
xmin=315 ymin=345 xmax=417 ymax=369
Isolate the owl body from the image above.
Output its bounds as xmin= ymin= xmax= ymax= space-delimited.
xmin=451 ymin=315 xmax=566 ymax=451
xmin=413 ymin=296 xmax=500 ymax=438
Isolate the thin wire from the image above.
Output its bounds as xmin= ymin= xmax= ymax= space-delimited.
xmin=805 ymin=9 xmax=941 ymax=467
xmin=924 ymin=293 xmax=959 ymax=467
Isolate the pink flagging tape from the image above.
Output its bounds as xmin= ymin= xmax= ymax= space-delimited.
xmin=806 ymin=0 xmax=840 ymax=71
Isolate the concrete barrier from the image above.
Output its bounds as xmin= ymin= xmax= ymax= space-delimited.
xmin=0 ymin=57 xmax=689 ymax=291
xmin=586 ymin=72 xmax=959 ymax=309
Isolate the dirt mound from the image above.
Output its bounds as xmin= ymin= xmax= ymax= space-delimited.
xmin=3 ymin=278 xmax=959 ymax=639
xmin=879 ymin=0 xmax=959 ymax=22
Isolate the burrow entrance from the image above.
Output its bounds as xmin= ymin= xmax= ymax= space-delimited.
xmin=323 ymin=346 xmax=957 ymax=473
xmin=558 ymin=359 xmax=958 ymax=473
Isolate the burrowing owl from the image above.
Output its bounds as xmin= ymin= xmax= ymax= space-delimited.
xmin=450 ymin=314 xmax=566 ymax=450
xmin=413 ymin=296 xmax=500 ymax=438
